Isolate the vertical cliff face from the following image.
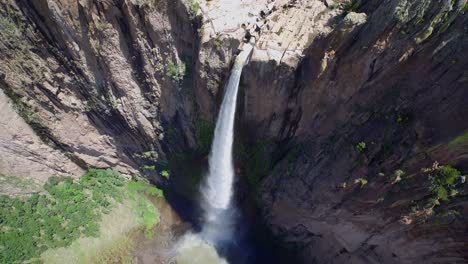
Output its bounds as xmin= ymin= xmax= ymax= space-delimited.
xmin=1 ymin=0 xmax=467 ymax=262
xmin=0 ymin=0 xmax=200 ymax=180
xmin=238 ymin=0 xmax=468 ymax=263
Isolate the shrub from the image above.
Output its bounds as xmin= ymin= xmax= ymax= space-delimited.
xmin=187 ymin=0 xmax=201 ymax=17
xmin=142 ymin=150 xmax=157 ymax=159
xmin=161 ymin=170 xmax=170 ymax=179
xmin=166 ymin=61 xmax=186 ymax=82
xmin=126 ymin=180 xmax=162 ymax=238
xmin=393 ymin=169 xmax=405 ymax=183
xmin=428 ymin=165 xmax=462 ymax=206
xmin=343 ymin=1 xmax=359 ymax=14
xmin=143 ymin=165 xmax=156 ymax=171
xmin=356 ymin=142 xmax=366 ymax=153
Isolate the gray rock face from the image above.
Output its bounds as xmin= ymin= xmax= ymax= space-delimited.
xmin=0 ymin=89 xmax=83 ymax=181
xmin=0 ymin=0 xmax=467 ymax=263
xmin=239 ymin=0 xmax=468 ymax=263
xmin=0 ymin=0 xmax=199 ymax=179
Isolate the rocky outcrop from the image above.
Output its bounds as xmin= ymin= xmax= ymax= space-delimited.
xmin=237 ymin=0 xmax=468 ymax=263
xmin=0 ymin=0 xmax=199 ymax=179
xmin=1 ymin=0 xmax=467 ymax=263
xmin=0 ymin=89 xmax=83 ymax=181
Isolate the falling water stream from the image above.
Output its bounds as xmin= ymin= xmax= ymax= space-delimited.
xmin=201 ymin=38 xmax=255 ymax=244
xmin=175 ymin=39 xmax=256 ymax=264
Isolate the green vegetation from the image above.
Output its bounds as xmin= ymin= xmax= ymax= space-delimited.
xmin=0 ymin=9 xmax=47 ymax=83
xmin=0 ymin=170 xmax=123 ymax=263
xmin=161 ymin=170 xmax=170 ymax=179
xmin=187 ymin=0 xmax=201 ymax=17
xmin=429 ymin=165 xmax=461 ymax=204
xmin=393 ymin=169 xmax=406 ymax=183
xmin=415 ymin=25 xmax=434 ymax=44
xmin=329 ymin=3 xmax=340 ymax=9
xmin=166 ymin=61 xmax=187 ymax=82
xmin=143 ymin=165 xmax=156 ymax=171
xmin=448 ymin=131 xmax=468 ymax=146
xmin=356 ymin=178 xmax=368 ymax=188
xmin=213 ymin=38 xmax=223 ymax=48
xmin=463 ymin=4 xmax=468 ymax=12
xmin=396 ymin=114 xmax=409 ymax=125
xmin=403 ymin=163 xmax=465 ymax=223
xmin=197 ymin=26 xmax=204 ymax=36
xmin=434 ymin=209 xmax=462 ymax=225
xmin=356 ymin=142 xmax=366 ymax=153
xmin=395 ymin=1 xmax=409 ymax=23
xmin=126 ymin=180 xmax=162 ymax=238
xmin=0 ymin=170 xmax=163 ymax=263
xmin=142 ymin=150 xmax=158 ymax=160
xmin=42 ymin=199 xmax=141 ymax=264
xmin=0 ymin=15 xmax=22 ymax=47
xmin=343 ymin=1 xmax=359 ymax=14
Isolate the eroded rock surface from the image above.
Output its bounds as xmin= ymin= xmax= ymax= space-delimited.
xmin=0 ymin=0 xmax=199 ymax=179
xmin=0 ymin=0 xmax=467 ymax=263
xmin=238 ymin=0 xmax=468 ymax=263
xmin=0 ymin=90 xmax=83 ymax=181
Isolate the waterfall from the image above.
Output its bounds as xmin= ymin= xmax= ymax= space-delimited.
xmin=201 ymin=38 xmax=255 ymax=244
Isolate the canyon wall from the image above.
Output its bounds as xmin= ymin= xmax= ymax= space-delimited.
xmin=0 ymin=0 xmax=199 ymax=180
xmin=0 ymin=0 xmax=467 ymax=263
xmin=239 ymin=0 xmax=468 ymax=263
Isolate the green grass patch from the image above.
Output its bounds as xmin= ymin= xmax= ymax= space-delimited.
xmin=126 ymin=180 xmax=162 ymax=238
xmin=0 ymin=170 xmax=163 ymax=263
xmin=126 ymin=180 xmax=163 ymax=199
xmin=448 ymin=131 xmax=468 ymax=146
xmin=0 ymin=169 xmax=124 ymax=263
xmin=42 ymin=200 xmax=140 ymax=264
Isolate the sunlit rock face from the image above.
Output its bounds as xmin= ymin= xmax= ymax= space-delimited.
xmin=0 ymin=0 xmax=199 ymax=179
xmin=1 ymin=0 xmax=467 ymax=263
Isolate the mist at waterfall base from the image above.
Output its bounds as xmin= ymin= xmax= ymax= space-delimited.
xmin=173 ymin=41 xmax=262 ymax=264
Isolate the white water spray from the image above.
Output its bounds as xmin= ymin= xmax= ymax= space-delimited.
xmin=201 ymin=38 xmax=255 ymax=244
